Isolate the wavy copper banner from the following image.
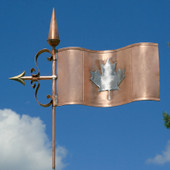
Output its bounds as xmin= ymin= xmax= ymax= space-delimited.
xmin=56 ymin=43 xmax=160 ymax=107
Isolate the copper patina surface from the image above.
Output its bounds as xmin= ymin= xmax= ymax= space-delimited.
xmin=57 ymin=43 xmax=160 ymax=107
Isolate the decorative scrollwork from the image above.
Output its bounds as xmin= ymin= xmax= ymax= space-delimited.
xmin=31 ymin=49 xmax=52 ymax=77
xmin=31 ymin=79 xmax=52 ymax=107
xmin=30 ymin=49 xmax=52 ymax=107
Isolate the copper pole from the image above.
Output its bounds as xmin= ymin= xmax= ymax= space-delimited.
xmin=48 ymin=8 xmax=60 ymax=170
xmin=52 ymin=47 xmax=56 ymax=169
xmin=47 ymin=8 xmax=60 ymax=169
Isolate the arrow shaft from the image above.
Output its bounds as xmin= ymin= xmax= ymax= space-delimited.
xmin=22 ymin=75 xmax=57 ymax=80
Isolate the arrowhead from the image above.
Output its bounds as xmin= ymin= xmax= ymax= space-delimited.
xmin=48 ymin=8 xmax=60 ymax=47
xmin=9 ymin=71 xmax=26 ymax=85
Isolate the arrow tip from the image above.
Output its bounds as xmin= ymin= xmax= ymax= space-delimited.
xmin=9 ymin=71 xmax=26 ymax=85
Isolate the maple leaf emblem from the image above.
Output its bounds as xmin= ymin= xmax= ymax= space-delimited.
xmin=90 ymin=58 xmax=125 ymax=100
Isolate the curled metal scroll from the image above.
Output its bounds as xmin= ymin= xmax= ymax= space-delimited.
xmin=31 ymin=49 xmax=52 ymax=77
xmin=30 ymin=49 xmax=52 ymax=107
xmin=31 ymin=79 xmax=52 ymax=107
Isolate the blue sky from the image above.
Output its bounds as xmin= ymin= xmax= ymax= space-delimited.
xmin=0 ymin=0 xmax=170 ymax=169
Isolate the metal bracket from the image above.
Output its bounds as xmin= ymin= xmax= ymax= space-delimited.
xmin=55 ymin=52 xmax=57 ymax=60
xmin=54 ymin=95 xmax=57 ymax=106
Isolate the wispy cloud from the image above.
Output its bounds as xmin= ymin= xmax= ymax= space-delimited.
xmin=0 ymin=109 xmax=67 ymax=170
xmin=146 ymin=140 xmax=170 ymax=164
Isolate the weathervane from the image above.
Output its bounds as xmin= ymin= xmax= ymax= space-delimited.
xmin=10 ymin=9 xmax=58 ymax=170
xmin=10 ymin=8 xmax=160 ymax=170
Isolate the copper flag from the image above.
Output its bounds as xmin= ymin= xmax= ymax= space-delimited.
xmin=56 ymin=43 xmax=160 ymax=107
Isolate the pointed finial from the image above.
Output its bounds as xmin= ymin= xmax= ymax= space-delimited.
xmin=48 ymin=8 xmax=60 ymax=47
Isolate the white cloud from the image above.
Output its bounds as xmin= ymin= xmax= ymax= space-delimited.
xmin=146 ymin=140 xmax=170 ymax=164
xmin=0 ymin=109 xmax=67 ymax=170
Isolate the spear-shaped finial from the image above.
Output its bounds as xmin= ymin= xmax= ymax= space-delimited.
xmin=48 ymin=8 xmax=60 ymax=47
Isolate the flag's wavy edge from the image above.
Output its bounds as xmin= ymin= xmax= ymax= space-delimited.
xmin=57 ymin=42 xmax=158 ymax=53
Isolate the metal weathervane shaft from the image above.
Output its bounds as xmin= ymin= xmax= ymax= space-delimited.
xmin=10 ymin=8 xmax=59 ymax=170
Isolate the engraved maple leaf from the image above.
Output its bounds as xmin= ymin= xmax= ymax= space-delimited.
xmin=90 ymin=58 xmax=125 ymax=100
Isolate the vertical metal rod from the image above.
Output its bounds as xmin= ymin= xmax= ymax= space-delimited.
xmin=52 ymin=47 xmax=56 ymax=169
